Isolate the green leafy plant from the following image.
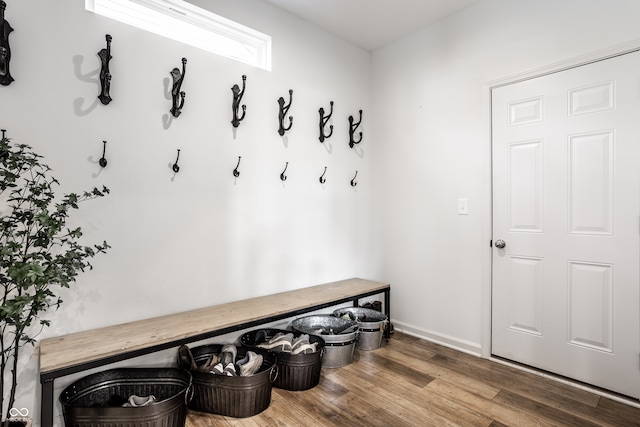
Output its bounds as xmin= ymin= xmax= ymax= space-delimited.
xmin=0 ymin=135 xmax=109 ymax=421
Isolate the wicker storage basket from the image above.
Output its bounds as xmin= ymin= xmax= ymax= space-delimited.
xmin=59 ymin=368 xmax=191 ymax=427
xmin=240 ymin=328 xmax=325 ymax=391
xmin=185 ymin=344 xmax=277 ymax=418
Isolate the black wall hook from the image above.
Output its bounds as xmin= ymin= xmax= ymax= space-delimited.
xmin=0 ymin=0 xmax=14 ymax=86
xmin=277 ymin=90 xmax=293 ymax=136
xmin=231 ymin=75 xmax=247 ymax=128
xmin=170 ymin=58 xmax=187 ymax=117
xmin=280 ymin=161 xmax=288 ymax=181
xmin=348 ymin=110 xmax=363 ymax=148
xmin=351 ymin=171 xmax=358 ymax=187
xmin=0 ymin=129 xmax=7 ymax=160
xmin=319 ymin=166 xmax=327 ymax=184
xmin=172 ymin=149 xmax=181 ymax=173
xmin=99 ymin=140 xmax=108 ymax=167
xmin=319 ymin=101 xmax=334 ymax=142
xmin=97 ymin=34 xmax=113 ymax=105
xmin=0 ymin=129 xmax=7 ymax=161
xmin=233 ymin=156 xmax=241 ymax=177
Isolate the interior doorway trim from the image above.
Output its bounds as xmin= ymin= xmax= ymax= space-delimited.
xmin=480 ymin=38 xmax=640 ymax=404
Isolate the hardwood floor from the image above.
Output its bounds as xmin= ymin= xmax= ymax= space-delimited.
xmin=186 ymin=332 xmax=640 ymax=426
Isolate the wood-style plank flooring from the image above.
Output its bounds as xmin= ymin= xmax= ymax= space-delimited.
xmin=186 ymin=332 xmax=640 ymax=426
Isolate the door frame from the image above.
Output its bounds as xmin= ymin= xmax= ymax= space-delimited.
xmin=480 ymin=39 xmax=640 ymax=401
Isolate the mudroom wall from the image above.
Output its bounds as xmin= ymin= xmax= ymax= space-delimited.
xmin=371 ymin=0 xmax=640 ymax=353
xmin=0 ymin=0 xmax=374 ymax=422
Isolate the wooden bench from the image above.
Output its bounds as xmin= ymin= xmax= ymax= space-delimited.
xmin=39 ymin=277 xmax=390 ymax=427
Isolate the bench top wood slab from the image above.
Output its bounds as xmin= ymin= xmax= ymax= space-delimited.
xmin=39 ymin=277 xmax=389 ymax=375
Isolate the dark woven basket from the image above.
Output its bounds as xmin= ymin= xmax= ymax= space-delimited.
xmin=185 ymin=344 xmax=277 ymax=418
xmin=59 ymin=368 xmax=192 ymax=427
xmin=240 ymin=328 xmax=325 ymax=391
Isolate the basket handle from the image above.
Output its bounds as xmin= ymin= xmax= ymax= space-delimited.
xmin=269 ymin=364 xmax=279 ymax=384
xmin=184 ymin=381 xmax=194 ymax=405
xmin=341 ymin=325 xmax=359 ymax=334
xmin=379 ymin=321 xmax=388 ymax=333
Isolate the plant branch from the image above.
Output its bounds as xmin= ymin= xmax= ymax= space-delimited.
xmin=0 ymin=136 xmax=110 ymax=417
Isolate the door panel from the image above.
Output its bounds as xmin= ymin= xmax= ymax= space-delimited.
xmin=507 ymin=255 xmax=543 ymax=336
xmin=492 ymin=51 xmax=640 ymax=399
xmin=568 ymin=130 xmax=613 ymax=235
xmin=508 ymin=139 xmax=543 ymax=232
xmin=567 ymin=260 xmax=613 ymax=352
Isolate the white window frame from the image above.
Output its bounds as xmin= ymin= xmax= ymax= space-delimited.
xmin=86 ymin=0 xmax=272 ymax=71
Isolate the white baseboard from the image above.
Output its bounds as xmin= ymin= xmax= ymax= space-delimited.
xmin=391 ymin=320 xmax=482 ymax=357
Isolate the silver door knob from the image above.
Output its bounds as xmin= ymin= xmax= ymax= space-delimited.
xmin=495 ymin=239 xmax=506 ymax=249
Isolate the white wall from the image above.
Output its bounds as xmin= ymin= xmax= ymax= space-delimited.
xmin=371 ymin=0 xmax=640 ymax=353
xmin=0 ymin=0 xmax=375 ymax=424
xmin=8 ymin=0 xmax=640 ymax=424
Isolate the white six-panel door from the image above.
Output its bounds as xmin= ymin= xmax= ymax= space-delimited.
xmin=491 ymin=51 xmax=640 ymax=399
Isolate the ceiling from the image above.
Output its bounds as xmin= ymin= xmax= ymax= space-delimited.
xmin=263 ymin=0 xmax=482 ymax=51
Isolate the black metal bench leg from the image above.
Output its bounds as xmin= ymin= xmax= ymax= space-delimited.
xmin=384 ymin=289 xmax=391 ymax=341
xmin=41 ymin=378 xmax=54 ymax=427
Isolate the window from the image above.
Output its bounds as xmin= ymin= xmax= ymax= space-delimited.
xmin=86 ymin=0 xmax=272 ymax=71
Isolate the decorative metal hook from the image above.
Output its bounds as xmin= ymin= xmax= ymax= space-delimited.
xmin=0 ymin=0 xmax=14 ymax=86
xmin=277 ymin=89 xmax=293 ymax=136
xmin=97 ymin=34 xmax=113 ymax=105
xmin=348 ymin=110 xmax=363 ymax=148
xmin=231 ymin=75 xmax=247 ymax=128
xmin=172 ymin=149 xmax=181 ymax=173
xmin=170 ymin=58 xmax=187 ymax=117
xmin=0 ymin=129 xmax=7 ymax=160
xmin=99 ymin=140 xmax=108 ymax=167
xmin=280 ymin=162 xmax=288 ymax=181
xmin=350 ymin=171 xmax=358 ymax=187
xmin=319 ymin=101 xmax=334 ymax=142
xmin=233 ymin=156 xmax=241 ymax=177
xmin=319 ymin=166 xmax=327 ymax=184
